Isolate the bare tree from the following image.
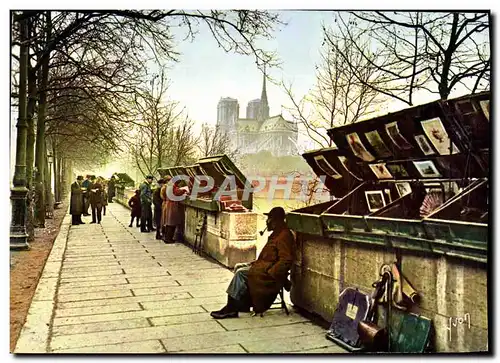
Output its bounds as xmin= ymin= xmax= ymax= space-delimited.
xmin=198 ymin=124 xmax=238 ymax=159
xmin=330 ymin=11 xmax=490 ymax=105
xmin=283 ymin=20 xmax=383 ymax=149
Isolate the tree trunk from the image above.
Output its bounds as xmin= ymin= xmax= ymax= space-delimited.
xmin=34 ymin=11 xmax=51 ymax=228
xmin=25 ymin=65 xmax=37 ymax=241
xmin=10 ymin=14 xmax=30 ymax=249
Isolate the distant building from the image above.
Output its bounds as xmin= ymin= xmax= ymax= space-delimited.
xmin=246 ymin=99 xmax=261 ymax=119
xmin=218 ymin=72 xmax=298 ymax=157
xmin=216 ymin=97 xmax=239 ymax=134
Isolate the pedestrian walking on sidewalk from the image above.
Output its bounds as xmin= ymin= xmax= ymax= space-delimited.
xmin=70 ymin=175 xmax=86 ymax=225
xmin=128 ymin=190 xmax=141 ymax=228
xmin=139 ymin=175 xmax=155 ymax=233
xmin=101 ymin=179 xmax=108 ymax=216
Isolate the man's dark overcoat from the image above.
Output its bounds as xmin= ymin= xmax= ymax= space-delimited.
xmin=70 ymin=181 xmax=84 ymax=215
xmin=248 ymin=227 xmax=295 ymax=313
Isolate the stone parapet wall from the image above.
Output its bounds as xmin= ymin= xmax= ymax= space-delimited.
xmin=290 ymin=234 xmax=488 ymax=352
xmin=184 ymin=205 xmax=257 ymax=268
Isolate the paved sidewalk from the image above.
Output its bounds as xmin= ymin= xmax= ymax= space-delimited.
xmin=14 ymin=203 xmax=346 ymax=354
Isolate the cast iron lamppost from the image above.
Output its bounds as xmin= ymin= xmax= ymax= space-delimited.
xmin=10 ymin=15 xmax=29 ymax=250
xmin=46 ymin=153 xmax=54 ymax=219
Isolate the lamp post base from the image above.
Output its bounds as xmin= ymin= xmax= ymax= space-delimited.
xmin=10 ymin=233 xmax=30 ymax=250
xmin=10 ymin=185 xmax=30 ymax=250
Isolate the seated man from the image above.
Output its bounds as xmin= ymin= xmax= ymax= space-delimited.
xmin=210 ymin=207 xmax=295 ymax=319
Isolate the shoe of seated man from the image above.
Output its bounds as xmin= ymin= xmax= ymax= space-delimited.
xmin=210 ymin=305 xmax=238 ymax=319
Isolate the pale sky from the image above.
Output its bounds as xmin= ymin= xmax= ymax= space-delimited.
xmin=167 ymin=10 xmax=334 ymax=140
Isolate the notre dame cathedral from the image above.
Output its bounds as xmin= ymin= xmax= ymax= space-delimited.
xmin=216 ymin=72 xmax=299 ymax=157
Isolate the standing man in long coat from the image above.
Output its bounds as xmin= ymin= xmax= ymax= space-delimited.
xmin=107 ymin=175 xmax=116 ymax=203
xmin=70 ymin=176 xmax=85 ymax=225
xmin=89 ymin=177 xmax=105 ymax=224
xmin=81 ymin=175 xmax=91 ymax=216
xmin=153 ymin=178 xmax=166 ymax=240
xmin=210 ymin=207 xmax=295 ymax=319
xmin=139 ymin=175 xmax=155 ymax=233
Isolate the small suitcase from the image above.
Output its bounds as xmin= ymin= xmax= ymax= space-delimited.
xmin=326 ymin=287 xmax=372 ymax=351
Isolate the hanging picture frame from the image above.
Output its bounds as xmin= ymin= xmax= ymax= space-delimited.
xmin=420 ymin=117 xmax=460 ymax=155
xmin=386 ymin=164 xmax=409 ymax=178
xmin=413 ymin=160 xmax=442 ymax=178
xmin=365 ymin=190 xmax=386 ymax=212
xmin=314 ymin=155 xmax=342 ymax=179
xmin=338 ymin=156 xmax=363 ymax=181
xmin=369 ymin=163 xmax=393 ymax=179
xmin=384 ymin=189 xmax=392 ymax=204
xmin=480 ymin=100 xmax=490 ymax=121
xmin=346 ymin=132 xmax=375 ymax=162
xmin=395 ymin=182 xmax=412 ymax=198
xmin=385 ymin=121 xmax=413 ymax=150
xmin=414 ymin=134 xmax=436 ymax=156
xmin=365 ymin=130 xmax=392 ymax=158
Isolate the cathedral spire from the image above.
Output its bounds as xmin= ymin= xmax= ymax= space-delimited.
xmin=259 ymin=65 xmax=270 ymax=121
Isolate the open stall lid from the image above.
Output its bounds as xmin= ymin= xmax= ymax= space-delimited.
xmin=325 ymin=91 xmax=489 ymax=184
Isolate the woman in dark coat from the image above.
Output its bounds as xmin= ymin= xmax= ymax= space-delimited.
xmin=128 ymin=190 xmax=142 ymax=227
xmin=160 ymin=176 xmax=188 ymax=243
xmin=70 ymin=176 xmax=85 ymax=225
xmin=210 ymin=207 xmax=295 ymax=318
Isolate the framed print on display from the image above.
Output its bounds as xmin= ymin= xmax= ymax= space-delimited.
xmin=386 ymin=164 xmax=409 ymax=178
xmin=365 ymin=130 xmax=392 ymax=158
xmin=413 ymin=160 xmax=442 ymax=178
xmin=369 ymin=163 xmax=393 ymax=179
xmin=346 ymin=133 xmax=375 ymax=162
xmin=420 ymin=117 xmax=460 ymax=155
xmin=365 ymin=190 xmax=386 ymax=212
xmin=338 ymin=156 xmax=363 ymax=181
xmin=384 ymin=189 xmax=392 ymax=203
xmin=414 ymin=135 xmax=435 ymax=156
xmin=385 ymin=121 xmax=412 ymax=150
xmin=314 ymin=155 xmax=342 ymax=179
xmin=480 ymin=100 xmax=490 ymax=121
xmin=396 ymin=182 xmax=412 ymax=198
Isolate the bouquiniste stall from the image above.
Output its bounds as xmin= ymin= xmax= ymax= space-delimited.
xmin=286 ymin=92 xmax=490 ymax=352
xmin=158 ymin=155 xmax=258 ymax=268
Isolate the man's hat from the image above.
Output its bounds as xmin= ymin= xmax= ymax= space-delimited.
xmin=264 ymin=207 xmax=286 ymax=220
xmin=77 ymin=175 xmax=84 ymax=180
xmin=145 ymin=175 xmax=154 ymax=179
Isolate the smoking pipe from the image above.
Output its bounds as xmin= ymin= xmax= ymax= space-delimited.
xmin=259 ymin=227 xmax=267 ymax=236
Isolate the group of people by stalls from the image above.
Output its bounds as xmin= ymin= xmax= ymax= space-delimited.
xmin=128 ymin=175 xmax=188 ymax=243
xmin=71 ymin=171 xmax=297 ymax=319
xmin=70 ymin=174 xmax=116 ymax=225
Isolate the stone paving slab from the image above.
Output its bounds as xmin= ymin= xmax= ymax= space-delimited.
xmin=58 ymin=292 xmax=192 ymax=309
xmin=14 ymin=203 xmax=346 ymax=354
xmin=52 ymin=340 xmax=166 ymax=353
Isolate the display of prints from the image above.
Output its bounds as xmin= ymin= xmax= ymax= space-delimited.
xmin=420 ymin=117 xmax=460 ymax=155
xmin=365 ymin=190 xmax=386 ymax=212
xmin=414 ymin=134 xmax=435 ymax=156
xmin=396 ymin=182 xmax=412 ymax=198
xmin=369 ymin=163 xmax=393 ymax=179
xmin=346 ymin=133 xmax=375 ymax=162
xmin=480 ymin=100 xmax=490 ymax=121
xmin=384 ymin=189 xmax=392 ymax=204
xmin=385 ymin=121 xmax=412 ymax=150
xmin=314 ymin=155 xmax=342 ymax=179
xmin=338 ymin=156 xmax=363 ymax=181
xmin=386 ymin=164 xmax=409 ymax=178
xmin=413 ymin=160 xmax=442 ymax=178
xmin=365 ymin=130 xmax=392 ymax=158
